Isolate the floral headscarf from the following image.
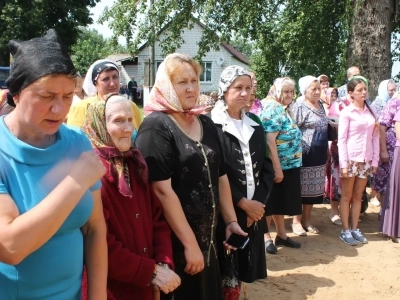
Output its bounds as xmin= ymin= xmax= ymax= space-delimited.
xmin=143 ymin=53 xmax=205 ymax=116
xmin=82 ymin=94 xmax=147 ymax=197
xmin=212 ymin=65 xmax=251 ymax=132
xmin=217 ymin=65 xmax=251 ymax=100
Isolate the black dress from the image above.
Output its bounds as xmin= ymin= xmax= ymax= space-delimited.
xmin=135 ymin=112 xmax=225 ymax=300
xmin=212 ymin=112 xmax=274 ymax=283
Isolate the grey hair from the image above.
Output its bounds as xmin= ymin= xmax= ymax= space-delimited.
xmin=105 ymin=95 xmax=132 ymax=122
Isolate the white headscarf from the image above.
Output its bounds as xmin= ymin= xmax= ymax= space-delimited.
xmin=82 ymin=59 xmax=119 ymax=97
xmin=298 ymin=75 xmax=318 ymax=95
xmin=377 ymin=79 xmax=391 ymax=101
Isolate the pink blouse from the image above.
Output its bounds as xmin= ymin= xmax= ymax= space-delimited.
xmin=338 ymin=103 xmax=379 ymax=168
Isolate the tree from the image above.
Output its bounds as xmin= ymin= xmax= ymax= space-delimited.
xmin=346 ymin=0 xmax=397 ymax=99
xmin=0 ymin=0 xmax=100 ymax=65
xmin=101 ymin=0 xmax=399 ymax=96
xmin=70 ymin=28 xmax=127 ymax=75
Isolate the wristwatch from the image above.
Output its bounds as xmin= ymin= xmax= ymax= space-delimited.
xmin=157 ymin=262 xmax=170 ymax=269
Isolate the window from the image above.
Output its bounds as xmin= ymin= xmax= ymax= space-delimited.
xmin=200 ymin=62 xmax=212 ymax=82
xmin=156 ymin=61 xmax=163 ymax=70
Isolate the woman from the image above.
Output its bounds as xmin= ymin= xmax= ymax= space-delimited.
xmin=321 ymin=87 xmax=338 ymax=114
xmin=338 ymin=76 xmax=379 ymax=245
xmin=135 ymin=53 xmax=246 ymax=300
xmin=375 ymin=95 xmax=400 ymax=214
xmin=260 ymin=77 xmax=303 ymax=247
xmin=380 ymin=109 xmax=400 ymax=243
xmin=370 ymin=79 xmax=396 ymax=118
xmin=82 ymin=95 xmax=180 ymax=299
xmin=292 ymin=76 xmax=328 ymax=235
xmin=0 ymin=30 xmax=107 ymax=299
xmin=67 ymin=59 xmax=142 ymax=131
xmin=325 ymin=88 xmax=345 ymax=226
xmin=211 ymin=66 xmax=274 ymax=293
xmin=370 ymin=80 xmax=397 ymax=205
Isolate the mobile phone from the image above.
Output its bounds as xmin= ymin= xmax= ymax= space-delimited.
xmin=226 ymin=233 xmax=250 ymax=249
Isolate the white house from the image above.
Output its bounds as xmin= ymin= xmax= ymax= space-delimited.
xmin=106 ymin=20 xmax=250 ymax=94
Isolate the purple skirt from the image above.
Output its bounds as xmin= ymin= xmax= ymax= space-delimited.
xmin=380 ymin=147 xmax=400 ymax=237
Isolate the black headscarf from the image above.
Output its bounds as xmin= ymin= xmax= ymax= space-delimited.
xmin=6 ymin=29 xmax=76 ymax=107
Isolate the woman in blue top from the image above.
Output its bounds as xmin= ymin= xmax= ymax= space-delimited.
xmin=260 ymin=77 xmax=303 ymax=251
xmin=0 ymin=29 xmax=107 ymax=299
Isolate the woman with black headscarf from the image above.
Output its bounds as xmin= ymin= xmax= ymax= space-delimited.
xmin=0 ymin=30 xmax=107 ymax=299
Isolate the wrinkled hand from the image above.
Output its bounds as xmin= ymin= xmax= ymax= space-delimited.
xmin=151 ymin=265 xmax=181 ymax=294
xmin=224 ymin=221 xmax=248 ymax=250
xmin=184 ymin=244 xmax=204 ymax=275
xmin=69 ymin=151 xmax=105 ymax=188
xmin=243 ymin=199 xmax=265 ymax=222
xmin=274 ymin=168 xmax=284 ymax=183
xmin=380 ymin=150 xmax=389 ymax=163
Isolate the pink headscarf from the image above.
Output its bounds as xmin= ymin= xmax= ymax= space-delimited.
xmin=143 ymin=53 xmax=205 ymax=117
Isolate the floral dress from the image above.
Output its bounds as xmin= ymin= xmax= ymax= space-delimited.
xmin=374 ymin=97 xmax=400 ymax=194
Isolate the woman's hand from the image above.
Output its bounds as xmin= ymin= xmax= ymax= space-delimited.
xmin=152 ymin=265 xmax=181 ymax=294
xmin=371 ymin=166 xmax=378 ymax=174
xmin=239 ymin=199 xmax=265 ymax=222
xmin=274 ymin=168 xmax=284 ymax=183
xmin=340 ymin=168 xmax=348 ymax=178
xmin=183 ymin=243 xmax=204 ymax=275
xmin=380 ymin=150 xmax=389 ymax=163
xmin=69 ymin=151 xmax=106 ymax=188
xmin=224 ymin=221 xmax=248 ymax=250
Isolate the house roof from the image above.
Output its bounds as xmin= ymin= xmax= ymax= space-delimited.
xmin=106 ymin=53 xmax=131 ymax=64
xmin=137 ymin=19 xmax=249 ymax=65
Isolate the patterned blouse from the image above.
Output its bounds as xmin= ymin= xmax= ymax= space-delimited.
xmin=260 ymin=99 xmax=302 ymax=170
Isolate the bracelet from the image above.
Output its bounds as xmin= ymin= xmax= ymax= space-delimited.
xmin=157 ymin=262 xmax=170 ymax=270
xmin=226 ymin=220 xmax=237 ymax=227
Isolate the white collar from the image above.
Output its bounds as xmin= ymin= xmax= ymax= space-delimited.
xmin=211 ymin=100 xmax=259 ymax=144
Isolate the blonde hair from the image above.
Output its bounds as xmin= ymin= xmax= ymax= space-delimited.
xmin=164 ymin=53 xmax=202 ymax=81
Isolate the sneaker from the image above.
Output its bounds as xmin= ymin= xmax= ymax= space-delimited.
xmin=339 ymin=230 xmax=358 ymax=245
xmin=351 ymin=228 xmax=368 ymax=244
xmin=265 ymin=240 xmax=278 ymax=254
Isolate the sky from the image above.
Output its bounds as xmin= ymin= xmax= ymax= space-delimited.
xmin=88 ymin=2 xmax=400 ymax=78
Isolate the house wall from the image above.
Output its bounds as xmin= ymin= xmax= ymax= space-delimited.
xmin=135 ymin=22 xmax=249 ymax=93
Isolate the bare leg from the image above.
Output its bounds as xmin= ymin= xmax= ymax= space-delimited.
xmin=330 ymin=201 xmax=340 ymax=216
xmin=351 ymin=177 xmax=368 ymax=229
xmin=264 ymin=216 xmax=273 ymax=242
xmin=272 ymin=215 xmax=287 ymax=239
xmin=340 ymin=176 xmax=356 ymax=230
xmin=301 ymin=204 xmax=313 ymax=228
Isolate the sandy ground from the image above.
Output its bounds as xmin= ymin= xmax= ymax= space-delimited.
xmin=240 ymin=202 xmax=400 ymax=300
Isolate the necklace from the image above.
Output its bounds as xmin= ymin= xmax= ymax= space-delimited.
xmin=168 ymin=114 xmax=195 ymax=139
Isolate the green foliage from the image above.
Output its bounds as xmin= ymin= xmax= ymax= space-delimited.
xmin=70 ymin=27 xmax=127 ymax=74
xmin=0 ymin=0 xmax=100 ymax=64
xmin=250 ymin=0 xmax=348 ymax=97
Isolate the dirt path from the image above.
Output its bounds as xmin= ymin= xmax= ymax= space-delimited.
xmin=240 ymin=203 xmax=400 ymax=299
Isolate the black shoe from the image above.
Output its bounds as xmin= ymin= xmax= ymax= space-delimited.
xmin=275 ymin=236 xmax=301 ymax=248
xmin=265 ymin=240 xmax=278 ymax=254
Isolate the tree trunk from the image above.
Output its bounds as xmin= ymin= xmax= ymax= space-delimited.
xmin=346 ymin=0 xmax=394 ymax=100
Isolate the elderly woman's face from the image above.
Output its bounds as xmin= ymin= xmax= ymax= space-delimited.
xmin=95 ymin=69 xmax=120 ymax=98
xmin=106 ymin=102 xmax=133 ymax=152
xmin=281 ymin=82 xmax=294 ymax=105
xmin=388 ymin=82 xmax=396 ymax=99
xmin=224 ymin=75 xmax=252 ymax=110
xmin=14 ymin=75 xmax=75 ymax=135
xmin=171 ymin=63 xmax=199 ymax=110
xmin=305 ymin=81 xmax=321 ymax=102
